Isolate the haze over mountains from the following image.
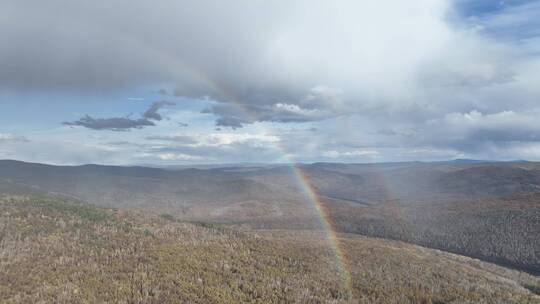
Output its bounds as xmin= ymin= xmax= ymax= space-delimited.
xmin=3 ymin=159 xmax=540 ymax=207
xmin=1 ymin=159 xmax=539 ymax=276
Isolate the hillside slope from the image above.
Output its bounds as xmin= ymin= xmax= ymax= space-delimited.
xmin=3 ymin=160 xmax=540 ymax=209
xmin=1 ymin=160 xmax=540 ymax=276
xmin=320 ymin=194 xmax=540 ymax=275
xmin=1 ymin=196 xmax=539 ymax=303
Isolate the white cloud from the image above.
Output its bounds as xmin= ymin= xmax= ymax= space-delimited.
xmin=149 ymin=132 xmax=280 ymax=148
xmin=157 ymin=153 xmax=206 ymax=161
xmin=323 ymin=150 xmax=379 ymax=159
xmin=273 ymin=103 xmax=323 ymax=117
xmin=0 ymin=133 xmax=28 ymax=143
xmin=427 ymin=109 xmax=540 ymax=143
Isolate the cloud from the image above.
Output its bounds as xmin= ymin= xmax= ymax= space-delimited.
xmin=0 ymin=1 xmax=456 ymax=123
xmin=142 ymin=101 xmax=175 ymax=121
xmin=157 ymin=89 xmax=169 ymax=96
xmin=0 ymin=133 xmax=29 ymax=143
xmin=2 ymin=0 xmax=540 ymax=162
xmin=63 ymin=101 xmax=174 ymax=131
xmin=424 ymin=110 xmax=540 ymax=147
xmin=323 ymin=149 xmax=379 ymax=159
xmin=177 ymin=1 xmax=538 ymax=128
xmin=201 ymin=86 xmax=344 ymax=127
xmin=205 ymin=102 xmax=327 ymax=128
xmin=460 ymin=1 xmax=540 ymax=42
xmin=0 ymin=138 xmax=133 ymax=165
xmin=156 ymin=153 xmax=206 ymax=161
xmin=146 ymin=132 xmax=280 ymax=148
xmin=145 ymin=135 xmax=199 ymax=145
xmin=63 ymin=116 xmax=155 ymax=131
xmin=118 ymin=131 xmax=285 ymax=164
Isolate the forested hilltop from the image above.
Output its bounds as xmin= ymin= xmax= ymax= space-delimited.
xmin=1 ymin=196 xmax=539 ymax=303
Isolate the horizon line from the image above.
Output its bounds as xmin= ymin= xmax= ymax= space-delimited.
xmin=0 ymin=158 xmax=531 ymax=168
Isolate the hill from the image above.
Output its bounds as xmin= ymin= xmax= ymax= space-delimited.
xmin=1 ymin=196 xmax=539 ymax=303
xmin=1 ymin=160 xmax=539 ymax=274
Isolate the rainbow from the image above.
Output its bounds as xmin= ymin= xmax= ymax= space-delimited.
xmin=155 ymin=55 xmax=354 ymax=294
xmin=288 ymin=163 xmax=353 ymax=293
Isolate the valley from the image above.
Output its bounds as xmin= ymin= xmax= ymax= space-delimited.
xmin=1 ymin=196 xmax=539 ymax=303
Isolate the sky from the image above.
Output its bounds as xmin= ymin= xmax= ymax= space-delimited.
xmin=0 ymin=0 xmax=539 ymax=165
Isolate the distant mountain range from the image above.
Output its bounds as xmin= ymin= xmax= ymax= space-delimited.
xmin=1 ymin=159 xmax=540 ymax=274
xmin=2 ymin=159 xmax=540 ymax=207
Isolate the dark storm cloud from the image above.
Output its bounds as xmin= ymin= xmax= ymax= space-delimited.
xmin=215 ymin=117 xmax=244 ymax=129
xmin=3 ymin=0 xmax=540 ymax=162
xmin=0 ymin=0 xmax=460 ymax=127
xmin=63 ymin=101 xmax=174 ymax=131
xmin=203 ymin=97 xmax=335 ymax=128
xmin=0 ymin=0 xmax=284 ymax=91
xmin=143 ymin=101 xmax=175 ymax=121
xmin=63 ymin=115 xmax=155 ymax=131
